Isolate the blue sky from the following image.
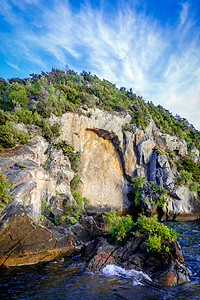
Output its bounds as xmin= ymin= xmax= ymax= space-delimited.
xmin=0 ymin=0 xmax=200 ymax=130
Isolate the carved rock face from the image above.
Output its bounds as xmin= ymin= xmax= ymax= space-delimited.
xmin=56 ymin=109 xmax=131 ymax=212
xmin=81 ymin=130 xmax=129 ymax=211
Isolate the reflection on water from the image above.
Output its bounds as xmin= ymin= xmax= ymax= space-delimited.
xmin=0 ymin=220 xmax=199 ymax=300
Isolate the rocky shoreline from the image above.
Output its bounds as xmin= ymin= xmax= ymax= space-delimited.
xmin=0 ymin=198 xmax=191 ymax=287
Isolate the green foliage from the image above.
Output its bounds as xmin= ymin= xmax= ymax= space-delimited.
xmin=71 ymin=190 xmax=87 ymax=210
xmin=51 ymin=123 xmax=61 ymax=138
xmin=0 ymin=109 xmax=12 ymax=125
xmin=54 ymin=140 xmax=82 ymax=173
xmin=189 ymin=182 xmax=199 ymax=193
xmin=148 ymin=182 xmax=168 ymax=208
xmin=8 ymin=83 xmax=29 ymax=108
xmin=70 ymin=218 xmax=78 ymax=225
xmin=155 ymin=147 xmax=166 ymax=156
xmin=70 ymin=174 xmax=82 ymax=190
xmin=165 ymin=148 xmax=176 ymax=168
xmin=41 ymin=198 xmax=50 ymax=211
xmin=54 ymin=140 xmax=85 ymax=211
xmin=0 ymin=68 xmax=199 ymax=156
xmin=68 ymin=151 xmax=82 ymax=173
xmin=54 ymin=216 xmax=58 ymax=225
xmin=104 ymin=211 xmax=134 ymax=241
xmin=130 ymin=176 xmax=146 ymax=206
xmin=55 ymin=140 xmax=75 ymax=156
xmin=146 ymin=234 xmax=162 ymax=252
xmin=176 ymin=157 xmax=200 ymax=184
xmin=0 ymin=171 xmax=12 ymax=215
xmin=175 ymin=170 xmax=193 ymax=186
xmin=134 ymin=215 xmax=177 ymax=253
xmin=122 ymin=122 xmax=132 ymax=132
xmin=147 ymin=103 xmax=200 ymax=150
xmin=156 ymin=189 xmax=168 ymax=208
xmin=18 ymin=163 xmax=26 ymax=168
xmin=38 ymin=214 xmax=44 ymax=226
xmin=0 ymin=123 xmax=29 ymax=149
xmin=63 ymin=204 xmax=81 ymax=222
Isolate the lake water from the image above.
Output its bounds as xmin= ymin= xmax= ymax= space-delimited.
xmin=0 ymin=220 xmax=199 ymax=300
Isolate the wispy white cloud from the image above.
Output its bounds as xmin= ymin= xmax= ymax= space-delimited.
xmin=5 ymin=60 xmax=20 ymax=71
xmin=0 ymin=0 xmax=200 ymax=129
xmin=179 ymin=2 xmax=189 ymax=26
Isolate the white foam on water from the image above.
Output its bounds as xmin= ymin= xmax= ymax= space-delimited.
xmin=102 ymin=264 xmax=152 ymax=286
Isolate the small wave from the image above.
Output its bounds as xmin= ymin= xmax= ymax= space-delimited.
xmin=102 ymin=264 xmax=152 ymax=286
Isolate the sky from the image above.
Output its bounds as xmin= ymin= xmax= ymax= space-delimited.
xmin=0 ymin=0 xmax=200 ymax=130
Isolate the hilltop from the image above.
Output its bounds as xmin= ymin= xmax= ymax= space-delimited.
xmin=0 ymin=68 xmax=200 ymax=151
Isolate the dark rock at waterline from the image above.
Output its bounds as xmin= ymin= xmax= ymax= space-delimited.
xmin=79 ymin=216 xmax=99 ymax=239
xmin=0 ymin=199 xmax=101 ymax=268
xmin=84 ymin=238 xmax=119 ymax=272
xmin=84 ymin=235 xmax=191 ymax=286
xmin=0 ymin=198 xmax=191 ymax=287
xmin=0 ymin=198 xmax=74 ymax=267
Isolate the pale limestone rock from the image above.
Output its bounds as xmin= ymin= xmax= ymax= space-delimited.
xmin=144 ymin=120 xmax=188 ymax=156
xmin=191 ymin=148 xmax=199 ymax=163
xmin=0 ymin=136 xmax=49 ymax=165
xmin=1 ymin=111 xmax=198 ymax=221
xmin=133 ymin=128 xmax=144 ymax=146
xmin=123 ymin=131 xmax=137 ymax=177
xmin=157 ymin=154 xmax=170 ymax=168
xmin=3 ymin=167 xmax=33 ymax=186
xmin=157 ymin=154 xmax=175 ymax=188
xmin=50 ymin=108 xmax=131 ymax=151
xmin=0 ymin=158 xmax=16 ymax=170
xmin=0 ymin=137 xmax=74 ymax=222
xmin=135 ymin=166 xmax=147 ymax=178
xmin=47 ymin=148 xmax=74 ymax=184
xmin=158 ymin=134 xmax=187 ymax=156
xmin=164 ymin=186 xmax=200 ymax=220
xmin=138 ymin=139 xmax=155 ymax=164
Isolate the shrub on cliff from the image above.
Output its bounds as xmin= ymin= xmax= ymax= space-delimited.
xmin=104 ymin=211 xmax=177 ymax=253
xmin=130 ymin=176 xmax=146 ymax=206
xmin=176 ymin=157 xmax=200 ymax=184
xmin=175 ymin=170 xmax=192 ymax=186
xmin=0 ymin=124 xmax=29 ymax=149
xmin=104 ymin=211 xmax=133 ymax=241
xmin=0 ymin=171 xmax=12 ymax=215
xmin=134 ymin=214 xmax=177 ymax=253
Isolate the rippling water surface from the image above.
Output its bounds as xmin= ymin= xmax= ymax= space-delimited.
xmin=0 ymin=220 xmax=199 ymax=300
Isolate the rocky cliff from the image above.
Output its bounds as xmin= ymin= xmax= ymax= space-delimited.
xmin=0 ymin=107 xmax=199 ymax=276
xmin=0 ymin=107 xmax=199 ymax=222
xmin=48 ymin=108 xmax=200 ymax=220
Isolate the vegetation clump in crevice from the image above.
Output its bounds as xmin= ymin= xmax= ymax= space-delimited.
xmin=0 ymin=171 xmax=12 ymax=215
xmin=104 ymin=211 xmax=177 ymax=254
xmin=175 ymin=156 xmax=200 ymax=198
xmin=128 ymin=176 xmax=169 ymax=218
xmin=104 ymin=211 xmax=133 ymax=241
xmin=129 ymin=176 xmax=146 ymax=206
xmin=133 ymin=214 xmax=177 ymax=253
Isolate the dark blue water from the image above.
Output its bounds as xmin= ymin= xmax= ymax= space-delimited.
xmin=0 ymin=220 xmax=199 ymax=300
